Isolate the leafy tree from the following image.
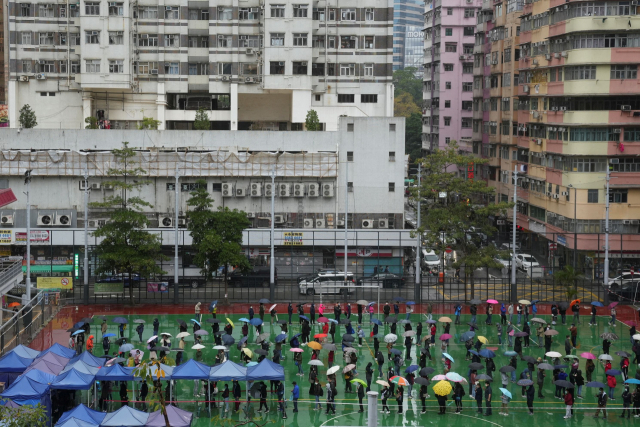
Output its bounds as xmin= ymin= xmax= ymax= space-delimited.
xmin=193 ymin=108 xmax=210 ymax=130
xmin=305 ymin=109 xmax=320 ymax=131
xmin=90 ymin=141 xmax=167 ymax=301
xmin=393 ymin=67 xmax=422 ymax=104
xmin=19 ymin=104 xmax=37 ymax=128
xmin=554 ymin=265 xmax=583 ymax=300
xmin=0 ymin=403 xmax=48 ymax=427
xmin=413 ymin=141 xmax=512 ymax=299
xmin=187 ymin=180 xmax=251 ymax=304
xmin=134 ymin=361 xmax=170 ymax=427
xmin=394 ymin=92 xmax=421 ymax=118
xmin=405 ymin=112 xmax=423 ymax=162
xmin=138 ymin=116 xmax=161 ymax=130
xmin=85 ymin=116 xmax=99 ymax=129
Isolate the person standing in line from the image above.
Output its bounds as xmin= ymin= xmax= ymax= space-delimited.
xmin=395 ymin=386 xmax=404 ymax=414
xmin=559 ymin=304 xmax=567 ymax=325
xmin=259 ymin=303 xmax=265 ymax=321
xmin=537 ymin=368 xmax=546 ymax=398
xmin=325 ymin=383 xmax=336 ymax=415
xmin=516 ymin=304 xmax=522 ymax=326
xmin=357 ymin=382 xmax=365 ymax=412
xmin=287 ymin=303 xmax=292 ymax=324
xmin=101 ymin=319 xmax=108 ymax=336
xmin=507 ymin=303 xmax=514 ymax=324
xmin=500 ymin=304 xmax=507 ymax=325
xmin=506 ymin=322 xmax=514 ymax=347
xmin=564 ymin=387 xmax=574 ymax=419
xmin=500 ymin=389 xmax=510 ymax=416
xmin=136 ymin=322 xmax=144 ymax=342
xmin=195 ymin=302 xmax=201 ymax=323
xmin=381 ymin=385 xmax=391 ymax=414
xmin=454 ymin=382 xmax=465 ymax=413
xmin=484 ymin=381 xmax=493 ymax=416
xmin=632 ymin=385 xmax=640 ymax=417
xmin=610 ymin=306 xmax=617 ymax=326
xmin=590 ymin=304 xmax=597 ymax=326
xmin=526 ymin=385 xmax=535 ymax=415
xmin=475 ymin=382 xmax=483 ymax=414
xmin=622 ymin=385 xmax=632 ymax=419
xmin=454 ymin=304 xmax=462 ymax=324
xmin=572 ymin=302 xmax=580 ymax=325
xmin=153 ymin=318 xmax=159 ymax=336
xmin=292 ymin=381 xmax=299 ymax=413
xmin=594 ymin=387 xmax=608 ymax=419
xmin=420 ymin=384 xmax=429 ymax=414
xmin=310 ymin=378 xmax=322 ymax=411
xmin=258 ymin=381 xmax=269 ymax=413
xmin=277 ymin=381 xmax=287 ymax=419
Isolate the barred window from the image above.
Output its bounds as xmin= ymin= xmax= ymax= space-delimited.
xmin=293 ymin=4 xmax=308 ymax=17
xmin=611 ymin=64 xmax=638 ymax=80
xmin=564 ymin=65 xmax=596 ymax=80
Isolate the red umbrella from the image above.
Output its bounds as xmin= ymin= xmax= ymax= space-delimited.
xmin=8 ymin=302 xmax=20 ymax=308
xmin=314 ymin=333 xmax=328 ymax=339
xmin=570 ymin=299 xmax=580 ymax=307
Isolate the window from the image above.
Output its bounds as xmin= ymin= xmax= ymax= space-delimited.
xmin=315 ymin=95 xmax=321 ymax=101
xmin=444 ymin=63 xmax=453 ymax=71
xmin=138 ymin=6 xmax=157 ymax=19
xmin=85 ymin=31 xmax=99 ymax=44
xmin=21 ymin=60 xmax=32 ymax=73
xmin=364 ymin=63 xmax=374 ymax=76
xmin=338 ymin=94 xmax=355 ymax=103
xmin=609 ymin=189 xmax=628 ymax=203
xmin=341 ymin=36 xmax=356 ymax=49
xmin=165 ymin=62 xmax=179 ymax=75
xmin=108 ymin=2 xmax=123 ymax=15
xmin=242 ymin=63 xmax=258 ymax=75
xmin=218 ymin=63 xmax=232 ymax=74
xmin=340 ymin=63 xmax=355 ymax=76
xmin=188 ymin=63 xmax=208 ymax=75
xmin=218 ymin=35 xmax=232 ymax=47
xmin=327 ymin=63 xmax=335 ymax=75
xmin=390 ymin=123 xmax=396 ymax=131
xmin=464 ymin=26 xmax=475 ymax=36
xmin=240 ymin=35 xmax=261 ymax=48
xmin=292 ymin=61 xmax=307 ymax=74
xmin=293 ymin=33 xmax=307 ymax=46
xmin=444 ymin=117 xmax=451 ymax=126
xmin=347 ymin=151 xmax=353 ymax=161
xmin=271 ymin=4 xmax=285 ymax=17
xmin=462 ymin=82 xmax=472 ymax=91
xmin=502 ymin=73 xmax=511 ymax=86
xmin=20 ymin=3 xmax=31 ymax=16
xmin=464 ymin=8 xmax=475 ymax=18
xmin=70 ymin=33 xmax=80 ymax=45
xmin=164 ymin=34 xmax=179 ymax=47
xmin=293 ymin=4 xmax=308 ymax=17
xmin=38 ymin=61 xmax=55 ymax=73
xmin=611 ymin=65 xmax=638 ymax=80
xmin=270 ymin=61 xmax=285 ymax=74
xmin=365 ymin=8 xmax=374 ymax=20
xmin=565 ymin=65 xmax=597 ymax=80
xmin=445 ymin=81 xmax=452 ymax=89
xmin=462 ymin=100 xmax=472 ymax=110
xmin=361 ymin=94 xmax=377 ymax=103
xmin=312 ymin=63 xmax=325 ymax=75
xmin=588 ymin=189 xmax=599 ymax=203
xmin=59 ymin=61 xmax=67 ymax=73
xmin=364 ymin=36 xmax=374 ymax=49
xmin=216 ymin=6 xmax=231 ymax=19
xmin=71 ymin=61 xmax=80 ymax=74
xmin=39 ymin=32 xmax=54 ymax=45
xmin=109 ymin=59 xmax=123 ymax=73
xmin=444 ymin=100 xmax=451 ymax=108
xmin=461 ymin=118 xmax=472 ymax=128
xmin=137 ymin=34 xmax=158 ymax=47
xmin=341 ymin=8 xmax=355 ymax=20
xmin=445 ymin=28 xmax=453 ymax=36
xmin=134 ymin=61 xmax=159 ymax=74
xmin=445 ymin=43 xmax=457 ymax=52
xmin=270 ymin=33 xmax=284 ymax=46
xmin=85 ymin=59 xmax=100 ymax=73
xmin=108 ymin=31 xmax=123 ymax=45
xmin=188 ymin=36 xmax=209 ymax=47
xmin=189 ymin=9 xmax=209 ymax=20
xmin=328 ymin=36 xmax=336 ymax=49
xmin=447 ymin=7 xmax=453 ymax=14
xmin=21 ymin=32 xmax=32 ymax=45
xmin=85 ymin=2 xmax=99 ymax=15
xmin=39 ymin=4 xmax=54 ymax=17
xmin=165 ymin=6 xmax=179 ymax=19
xmin=312 ymin=7 xmax=325 ymax=20
xmin=388 ymin=182 xmax=395 ymax=192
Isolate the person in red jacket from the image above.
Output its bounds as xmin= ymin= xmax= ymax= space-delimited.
xmin=328 ymin=350 xmax=335 ymax=368
xmin=608 ymin=374 xmax=617 ymax=400
xmin=621 ymin=356 xmax=630 ymax=381
xmin=86 ymin=335 xmax=94 ymax=354
xmin=564 ymin=388 xmax=574 ymax=419
xmin=322 ymin=322 xmax=329 ymax=335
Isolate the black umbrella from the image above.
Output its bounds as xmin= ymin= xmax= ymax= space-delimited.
xmin=222 ymin=334 xmax=235 ymax=345
xmin=469 ymin=363 xmax=484 ymax=371
xmin=339 ymin=319 xmax=350 ymax=325
xmin=517 ymin=379 xmax=533 ymax=386
xmin=522 ymin=356 xmax=536 ymax=363
xmin=467 ymin=322 xmax=478 ymax=328
xmin=81 ymin=317 xmax=93 ymax=324
xmin=171 ymin=348 xmax=184 ymax=352
xmin=385 ymin=316 xmax=398 ymax=324
xmin=558 ymin=302 xmax=569 ymax=310
xmin=151 ymin=346 xmax=170 ymax=352
xmin=177 ymin=319 xmax=187 ymax=326
xmin=554 ymin=380 xmax=574 ymax=388
xmin=342 ymin=334 xmax=355 ymax=342
xmin=66 ymin=327 xmax=78 ymax=333
xmin=390 ymin=349 xmax=402 ymax=355
xmin=214 ymin=331 xmax=224 ymax=336
xmin=97 ymin=316 xmax=107 ymax=322
xmin=420 ymin=348 xmax=430 ymax=355
xmin=420 ymin=367 xmax=435 ymax=376
xmin=414 ymin=377 xmax=429 ymax=386
xmin=398 ymin=319 xmax=411 ymax=324
xmin=469 ymin=299 xmax=481 ymax=305
xmin=113 ymin=317 xmax=128 ymax=324
xmin=206 ymin=319 xmax=220 ymax=324
xmin=323 ymin=343 xmax=337 ymax=351
xmin=499 ymin=366 xmax=515 ymax=373
xmin=554 ymin=364 xmax=569 ymax=369
xmin=296 ymin=303 xmax=307 ymax=307
xmin=476 ymin=374 xmax=493 ymax=381
xmin=394 ymin=297 xmax=405 ymax=303
xmin=115 ymin=338 xmax=127 ymax=345
xmin=586 ymin=381 xmax=606 ymax=388
xmin=600 ymin=332 xmax=619 ymax=341
xmin=255 ymin=349 xmax=268 ymax=356
xmin=538 ymin=363 xmax=554 ymax=370
xmin=259 ymin=299 xmax=270 ymax=304
xmin=277 ymin=319 xmax=288 ymax=324
xmin=616 ymin=351 xmax=631 ymax=358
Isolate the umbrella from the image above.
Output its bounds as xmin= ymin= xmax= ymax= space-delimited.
xmin=606 ymin=369 xmax=622 ymax=376
xmin=327 ymin=366 xmax=341 ymax=375
xmin=275 ymin=334 xmax=288 ymax=343
xmin=296 ymin=303 xmax=306 ymax=307
xmin=160 ymin=332 xmax=172 ymax=337
xmin=432 ymin=375 xmax=447 ymax=381
xmin=351 ymin=378 xmax=367 ymax=387
xmin=563 ymin=355 xmax=579 ymax=360
xmin=599 ymin=354 xmax=613 ymax=361
xmin=206 ymin=319 xmax=220 ymax=324
xmin=371 ymin=318 xmax=383 ymax=326
xmin=300 ymin=315 xmax=310 ymax=322
xmin=308 ymin=360 xmax=324 ymax=366
xmin=254 ymin=349 xmax=268 ymax=356
xmin=609 ymin=302 xmax=619 ymax=308
xmin=499 ymin=366 xmax=515 ymax=373
xmin=237 ymin=337 xmax=248 ymax=347
xmin=591 ymin=301 xmax=604 ymax=307
xmin=343 ymin=364 xmax=356 ymax=374
xmin=190 ymin=319 xmax=201 ymax=326
xmin=239 ymin=318 xmax=251 ymax=323
xmin=269 ymin=304 xmax=277 ymax=312
xmin=192 ymin=344 xmax=205 ymax=350
xmin=554 ymin=364 xmax=569 ymax=369
xmin=8 ymin=302 xmax=20 ymax=308
xmin=445 ymin=372 xmax=464 ymax=382
xmin=318 ymin=317 xmax=329 ymax=323
xmin=517 ymin=379 xmax=533 ymax=386
xmin=113 ymin=317 xmax=128 ymax=324
xmin=427 ymin=320 xmax=437 ymax=324
xmin=398 ymin=319 xmax=411 ymax=325
xmin=390 ymin=376 xmax=408 ymax=386
xmin=616 ymin=351 xmax=631 ymax=358
xmin=376 ymin=380 xmax=390 ymax=387
xmin=406 ymin=301 xmax=416 ymax=305
xmin=115 ymin=338 xmax=127 ymax=345
xmin=256 ymin=333 xmax=270 ymax=343
xmin=469 ymin=299 xmax=481 ymax=305
xmin=119 ymin=344 xmax=134 ymax=352
xmin=626 ymin=379 xmax=640 ymax=385
xmin=538 ymin=363 xmax=554 ymax=370
xmin=438 ymin=317 xmax=452 ymax=323
xmin=226 ymin=318 xmax=234 ymax=328
xmin=499 ymin=388 xmax=513 ymax=399
xmin=176 ymin=332 xmax=190 ymax=339
xmin=147 ymin=336 xmax=158 ymax=343
xmin=194 ymin=330 xmax=208 ymax=336
xmin=415 ymin=377 xmax=429 ymax=386
xmin=469 ymin=363 xmax=484 ymax=370
xmin=558 ymin=302 xmax=569 ymax=310
xmin=72 ymin=330 xmax=84 ymax=336
xmin=476 ymin=374 xmax=493 ymax=381
xmin=314 ymin=333 xmax=328 ymax=339
xmin=522 ymin=356 xmax=536 ymax=363
xmin=514 ymin=332 xmax=529 ymax=337
xmin=177 ymin=319 xmax=187 ymax=326
xmin=277 ymin=319 xmax=288 ymax=325
xmin=461 ymin=331 xmax=476 ymax=342
xmin=442 ymin=353 xmax=454 ymax=363
xmin=384 ymin=334 xmax=398 ymax=343
xmin=133 ymin=319 xmax=145 ymax=324
xmin=504 ymin=351 xmax=517 ymax=357
xmin=433 ymin=380 xmax=453 ymax=396
xmin=308 ymin=342 xmax=322 ymax=350
xmin=477 ymin=336 xmax=488 ymax=344
xmin=439 ymin=333 xmax=452 ymax=341
xmin=479 ymin=349 xmax=496 ymax=358
xmin=222 ymin=335 xmax=235 ymax=345
xmin=518 ymin=299 xmax=531 ymax=305
xmin=259 ymin=299 xmax=270 ymax=303
xmin=209 ymin=300 xmax=218 ymax=311
xmin=356 ymin=300 xmax=369 ymax=305
xmin=385 ymin=316 xmax=398 ymax=324
xmin=323 ymin=343 xmax=337 ymax=351
xmin=487 ymin=299 xmax=498 ymax=304
xmin=213 ymin=345 xmax=227 ymax=350
xmin=405 ymin=365 xmax=420 ymax=374
xmin=570 ymin=299 xmax=580 ymax=307
xmin=469 ymin=350 xmax=479 ymax=357
xmin=103 ymin=333 xmax=116 ymax=338
xmin=531 ymin=318 xmax=547 ymax=324
xmin=289 ymin=348 xmax=303 ymax=353
xmin=403 ymin=331 xmax=416 ymax=337
xmin=420 ymin=367 xmax=435 ymax=376
xmin=546 ymin=351 xmax=562 ymax=358
xmin=150 ymin=346 xmax=170 ymax=352
xmin=249 ymin=318 xmax=263 ymax=326
xmin=107 ymin=357 xmax=126 ymax=366
xmin=634 ymin=334 xmax=640 ymax=341
xmin=544 ymin=330 xmax=559 ymax=336
xmin=342 ymin=334 xmax=355 ymax=343
xmin=466 ymin=322 xmax=477 ymax=327
xmin=66 ymin=327 xmax=78 ymax=333
xmin=390 ymin=349 xmax=402 ymax=356
xmin=587 ymin=381 xmax=606 ymax=388
xmin=600 ymin=332 xmax=618 ymax=341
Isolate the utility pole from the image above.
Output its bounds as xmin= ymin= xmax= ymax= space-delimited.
xmin=344 ymin=157 xmax=348 ymax=289
xmin=24 ymin=170 xmax=32 ymax=302
xmin=83 ymin=168 xmax=89 ymax=305
xmin=414 ymin=164 xmax=421 ymax=303
xmin=174 ymin=165 xmax=180 ymax=304
xmin=511 ymin=167 xmax=518 ymax=303
xmin=269 ymin=166 xmax=276 ymax=302
xmin=604 ymin=160 xmax=614 ymax=305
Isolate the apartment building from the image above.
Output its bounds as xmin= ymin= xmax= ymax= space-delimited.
xmin=476 ymin=0 xmax=640 ymax=278
xmin=422 ymin=0 xmax=481 ymax=153
xmin=392 ymin=0 xmax=424 ymax=71
xmin=5 ymin=0 xmax=394 ymax=130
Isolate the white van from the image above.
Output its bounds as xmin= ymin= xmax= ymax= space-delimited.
xmin=422 ymin=249 xmax=440 ymax=271
xmin=298 ymin=272 xmax=356 ymax=295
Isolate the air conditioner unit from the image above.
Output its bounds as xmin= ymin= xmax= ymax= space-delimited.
xmin=554 ymin=52 xmax=560 ymax=58
xmin=560 ymin=106 xmax=567 ymax=111
xmin=561 ymin=191 xmax=568 ymax=196
xmin=246 ymin=48 xmax=255 ymax=55
xmin=533 ymin=111 xmax=540 ymax=118
xmin=307 ymin=183 xmax=319 ymax=197
xmin=303 ymin=218 xmax=314 ymax=228
xmin=91 ymin=183 xmax=101 ymax=190
xmin=322 ymin=183 xmax=334 ymax=197
xmin=613 ymin=128 xmax=622 ymax=133
xmin=150 ymin=69 xmax=159 ymax=74
xmin=523 ymin=85 xmax=529 ymax=93
xmin=362 ymin=219 xmax=374 ymax=229
xmin=221 ymin=183 xmax=233 ymax=197
xmin=250 ymin=183 xmax=262 ymax=197
xmin=316 ymin=219 xmax=325 ymax=228
xmin=1 ymin=214 xmax=13 ymax=225
xmin=279 ymin=183 xmax=291 ymax=197
xmin=36 ymin=74 xmax=46 ymax=80
xmin=247 ymin=212 xmax=255 ymax=219
xmin=88 ymin=220 xmax=100 ymax=228
xmin=245 ymin=77 xmax=255 ymax=83
xmin=623 ymin=220 xmax=631 ymax=225
xmin=532 ymin=59 xmax=538 ymax=65
xmin=491 ymin=60 xmax=498 ymax=65
xmin=546 ymin=192 xmax=552 ymax=197
xmin=221 ymin=75 xmax=230 ymax=81
xmin=459 ymin=55 xmax=466 ymax=60
xmin=338 ymin=219 xmax=345 ymax=226
xmin=378 ymin=219 xmax=388 ymax=229
xmin=545 ymin=54 xmax=551 ymax=60
xmin=633 ymin=0 xmax=638 ymax=5
xmin=557 ymin=216 xmax=565 ymax=221
xmin=551 ymin=106 xmax=558 ymax=111
xmin=55 ymin=214 xmax=71 ymax=226
xmin=159 ymin=216 xmax=173 ymax=228
xmin=621 ymin=105 xmax=632 ymax=111
xmin=274 ymin=215 xmax=285 ymax=224
xmin=548 ymin=212 xmax=556 ymax=218
xmin=264 ymin=183 xmax=274 ymax=197
xmin=103 ymin=184 xmax=114 ymax=190
xmin=19 ymin=76 xmax=29 ymax=82
xmin=293 ymin=183 xmax=305 ymax=197
xmin=178 ymin=219 xmax=187 ymax=227
xmin=236 ymin=188 xmax=246 ymax=197
xmin=37 ymin=214 xmax=53 ymax=226
xmin=561 ymin=51 xmax=568 ymax=57
xmin=553 ymin=194 xmax=559 ymax=199
xmin=536 ymin=139 xmax=542 ymax=145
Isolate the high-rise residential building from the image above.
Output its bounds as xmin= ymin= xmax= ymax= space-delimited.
xmin=475 ymin=0 xmax=640 ymax=278
xmin=6 ymin=0 xmax=394 ymax=130
xmin=392 ymin=0 xmax=424 ymax=71
xmin=422 ymin=0 xmax=481 ymax=153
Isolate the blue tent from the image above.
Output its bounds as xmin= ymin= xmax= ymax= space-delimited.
xmin=246 ymin=359 xmax=285 ymax=381
xmin=0 ymin=352 xmax=33 ymax=373
xmin=95 ymin=364 xmax=134 ymax=382
xmin=19 ymin=368 xmax=56 ymax=385
xmin=171 ymin=359 xmax=210 ymax=380
xmin=51 ymin=369 xmax=95 ymax=390
xmin=209 ymin=361 xmax=247 ymax=381
xmin=40 ymin=343 xmax=76 ymax=359
xmin=56 ymin=418 xmax=100 ymax=427
xmin=0 ymin=376 xmax=49 ymax=400
xmin=101 ymin=406 xmax=149 ymax=427
xmin=58 ymin=404 xmax=107 ymax=426
xmin=69 ymin=351 xmax=105 ymax=368
xmin=8 ymin=345 xmax=40 ymax=359
xmin=24 ymin=359 xmax=66 ymax=376
xmin=61 ymin=361 xmax=100 ymax=376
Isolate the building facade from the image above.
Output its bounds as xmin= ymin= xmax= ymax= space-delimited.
xmin=422 ymin=0 xmax=481 ymax=153
xmin=392 ymin=0 xmax=424 ymax=71
xmin=5 ymin=0 xmax=394 ymax=131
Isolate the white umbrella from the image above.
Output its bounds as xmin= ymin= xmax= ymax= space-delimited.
xmin=633 ymin=334 xmax=640 ymax=341
xmin=269 ymin=304 xmax=277 ymax=312
xmin=213 ymin=345 xmax=227 ymax=350
xmin=176 ymin=332 xmax=190 ymax=339
xmin=146 ymin=335 xmax=158 ymax=343
xmin=599 ymin=354 xmax=613 ymax=361
xmin=308 ymin=360 xmax=324 ymax=366
xmin=192 ymin=344 xmax=205 ymax=350
xmin=327 ymin=365 xmax=341 ymax=375
xmin=160 ymin=332 xmax=172 ymax=337
xmin=546 ymin=351 xmax=562 ymax=358
xmin=384 ymin=334 xmax=398 ymax=343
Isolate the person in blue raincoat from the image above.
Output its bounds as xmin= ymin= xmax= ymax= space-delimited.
xmin=455 ymin=304 xmax=462 ymax=324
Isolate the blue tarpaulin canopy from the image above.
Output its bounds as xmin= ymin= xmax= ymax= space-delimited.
xmin=57 ymin=404 xmax=107 ymax=426
xmin=69 ymin=351 xmax=105 ymax=368
xmin=145 ymin=405 xmax=192 ymax=427
xmin=0 ymin=376 xmax=49 ymax=400
xmin=246 ymin=359 xmax=285 ymax=381
xmin=56 ymin=418 xmax=100 ymax=427
xmin=100 ymin=406 xmax=149 ymax=427
xmin=51 ymin=369 xmax=95 ymax=390
xmin=1 ymin=400 xmax=20 ymax=408
xmin=24 ymin=359 xmax=67 ymax=376
xmin=0 ymin=352 xmax=32 ymax=373
xmin=8 ymin=345 xmax=40 ymax=359
xmin=40 ymin=343 xmax=76 ymax=359
xmin=19 ymin=368 xmax=56 ymax=385
xmin=95 ymin=364 xmax=134 ymax=382
xmin=209 ymin=361 xmax=247 ymax=381
xmin=61 ymin=361 xmax=100 ymax=376
xmin=171 ymin=359 xmax=210 ymax=380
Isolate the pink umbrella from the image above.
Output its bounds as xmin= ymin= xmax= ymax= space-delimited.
xmin=439 ymin=334 xmax=452 ymax=341
xmin=487 ymin=299 xmax=499 ymax=304
xmin=432 ymin=374 xmax=447 ymax=381
xmin=289 ymin=348 xmax=304 ymax=353
xmin=509 ymin=330 xmax=515 ymax=336
xmin=318 ymin=317 xmax=329 ymax=323
xmin=580 ymin=352 xmax=596 ymax=360
xmin=609 ymin=302 xmax=619 ymax=308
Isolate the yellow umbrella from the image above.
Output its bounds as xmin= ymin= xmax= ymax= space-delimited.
xmin=308 ymin=341 xmax=322 ymax=350
xmin=226 ymin=318 xmax=234 ymax=328
xmin=241 ymin=348 xmax=253 ymax=358
xmin=477 ymin=336 xmax=488 ymax=344
xmin=438 ymin=317 xmax=452 ymax=323
xmin=518 ymin=299 xmax=531 ymax=305
xmin=433 ymin=380 xmax=452 ymax=396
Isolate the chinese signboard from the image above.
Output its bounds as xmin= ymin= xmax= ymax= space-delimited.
xmin=283 ymin=232 xmax=303 ymax=246
xmin=37 ymin=277 xmax=73 ymax=290
xmin=0 ymin=230 xmax=11 ymax=244
xmin=15 ymin=230 xmax=50 ymax=245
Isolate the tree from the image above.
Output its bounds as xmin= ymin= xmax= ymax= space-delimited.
xmin=134 ymin=360 xmax=170 ymax=427
xmin=187 ymin=180 xmax=251 ymax=305
xmin=85 ymin=116 xmax=99 ymax=129
xmin=393 ymin=67 xmax=422 ymax=105
xmin=138 ymin=116 xmax=161 ymax=130
xmin=413 ymin=141 xmax=512 ymax=299
xmin=405 ymin=112 xmax=423 ymax=162
xmin=193 ymin=108 xmax=210 ymax=130
xmin=90 ymin=141 xmax=167 ymax=302
xmin=394 ymin=92 xmax=421 ymax=118
xmin=554 ymin=265 xmax=583 ymax=300
xmin=0 ymin=403 xmax=48 ymax=427
xmin=305 ymin=109 xmax=320 ymax=131
xmin=19 ymin=104 xmax=37 ymax=128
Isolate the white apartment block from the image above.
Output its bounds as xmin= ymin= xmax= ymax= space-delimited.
xmin=6 ymin=0 xmax=394 ymax=130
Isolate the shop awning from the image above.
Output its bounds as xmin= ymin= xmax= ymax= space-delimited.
xmin=22 ymin=265 xmax=73 ymax=273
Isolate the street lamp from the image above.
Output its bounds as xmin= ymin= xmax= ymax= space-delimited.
xmin=567 ymin=184 xmax=577 ymax=270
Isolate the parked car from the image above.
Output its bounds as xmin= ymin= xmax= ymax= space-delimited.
xmin=494 ymin=252 xmax=513 ymax=269
xmin=499 ymin=242 xmax=522 ymax=252
xmin=228 ymin=267 xmax=277 ymax=288
xmin=96 ymin=273 xmax=141 ymax=288
xmin=298 ymin=272 xmax=355 ymax=295
xmin=466 ymin=226 xmax=488 ymax=246
xmin=296 ymin=269 xmax=343 ymax=284
xmin=357 ymin=273 xmax=405 ymax=288
xmin=515 ymin=254 xmax=539 ymax=270
xmin=607 ymin=272 xmax=640 ymax=288
xmin=608 ymin=282 xmax=640 ymax=302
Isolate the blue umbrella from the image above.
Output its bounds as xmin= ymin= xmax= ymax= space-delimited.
xmin=367 ymin=302 xmax=375 ymax=307
xmin=209 ymin=300 xmax=218 ymax=311
xmin=119 ymin=344 xmax=134 ymax=352
xmin=517 ymin=379 xmax=533 ymax=386
xmin=587 ymin=381 xmax=606 ymax=388
xmin=426 ymin=320 xmax=437 ymax=324
xmin=300 ymin=315 xmax=310 ymax=321
xmin=504 ymin=351 xmax=517 ymax=357
xmin=461 ymin=331 xmax=475 ymax=342
xmin=275 ymin=334 xmax=287 ymax=343
xmin=442 ymin=353 xmax=454 ymax=363
xmin=249 ymin=318 xmax=263 ymax=326
xmin=591 ymin=301 xmax=604 ymax=307
xmin=606 ymin=369 xmax=622 ymax=376
xmin=499 ymin=388 xmax=512 ymax=399
xmin=103 ymin=333 xmax=116 ymax=338
xmin=190 ymin=319 xmax=201 ymax=325
xmin=222 ymin=334 xmax=235 ymax=345
xmin=72 ymin=330 xmax=85 ymax=336
xmin=293 ymin=333 xmax=301 ymax=338
xmin=406 ymin=301 xmax=416 ymax=305
xmin=247 ymin=362 xmax=258 ymax=367
xmin=390 ymin=349 xmax=402 ymax=355
xmin=469 ymin=350 xmax=479 ymax=357
xmin=328 ymin=319 xmax=339 ymax=324
xmin=625 ymin=379 xmax=640 ymax=385
xmin=113 ymin=317 xmax=128 ymax=324
xmin=238 ymin=336 xmax=248 ymax=345
xmin=371 ymin=319 xmax=383 ymax=326
xmin=405 ymin=365 xmax=419 ymax=373
xmin=239 ymin=318 xmax=251 ymax=323
xmin=479 ymin=349 xmax=496 ymax=359
xmin=73 ymin=322 xmax=86 ymax=329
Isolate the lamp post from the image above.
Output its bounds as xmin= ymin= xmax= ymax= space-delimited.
xmin=83 ymin=168 xmax=89 ymax=305
xmin=24 ymin=170 xmax=32 ymax=302
xmin=269 ymin=166 xmax=276 ymax=302
xmin=567 ymin=184 xmax=577 ymax=270
xmin=415 ymin=164 xmax=421 ymax=303
xmin=174 ymin=165 xmax=179 ymax=304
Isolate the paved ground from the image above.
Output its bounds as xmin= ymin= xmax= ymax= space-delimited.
xmin=29 ymin=303 xmax=640 ymax=427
